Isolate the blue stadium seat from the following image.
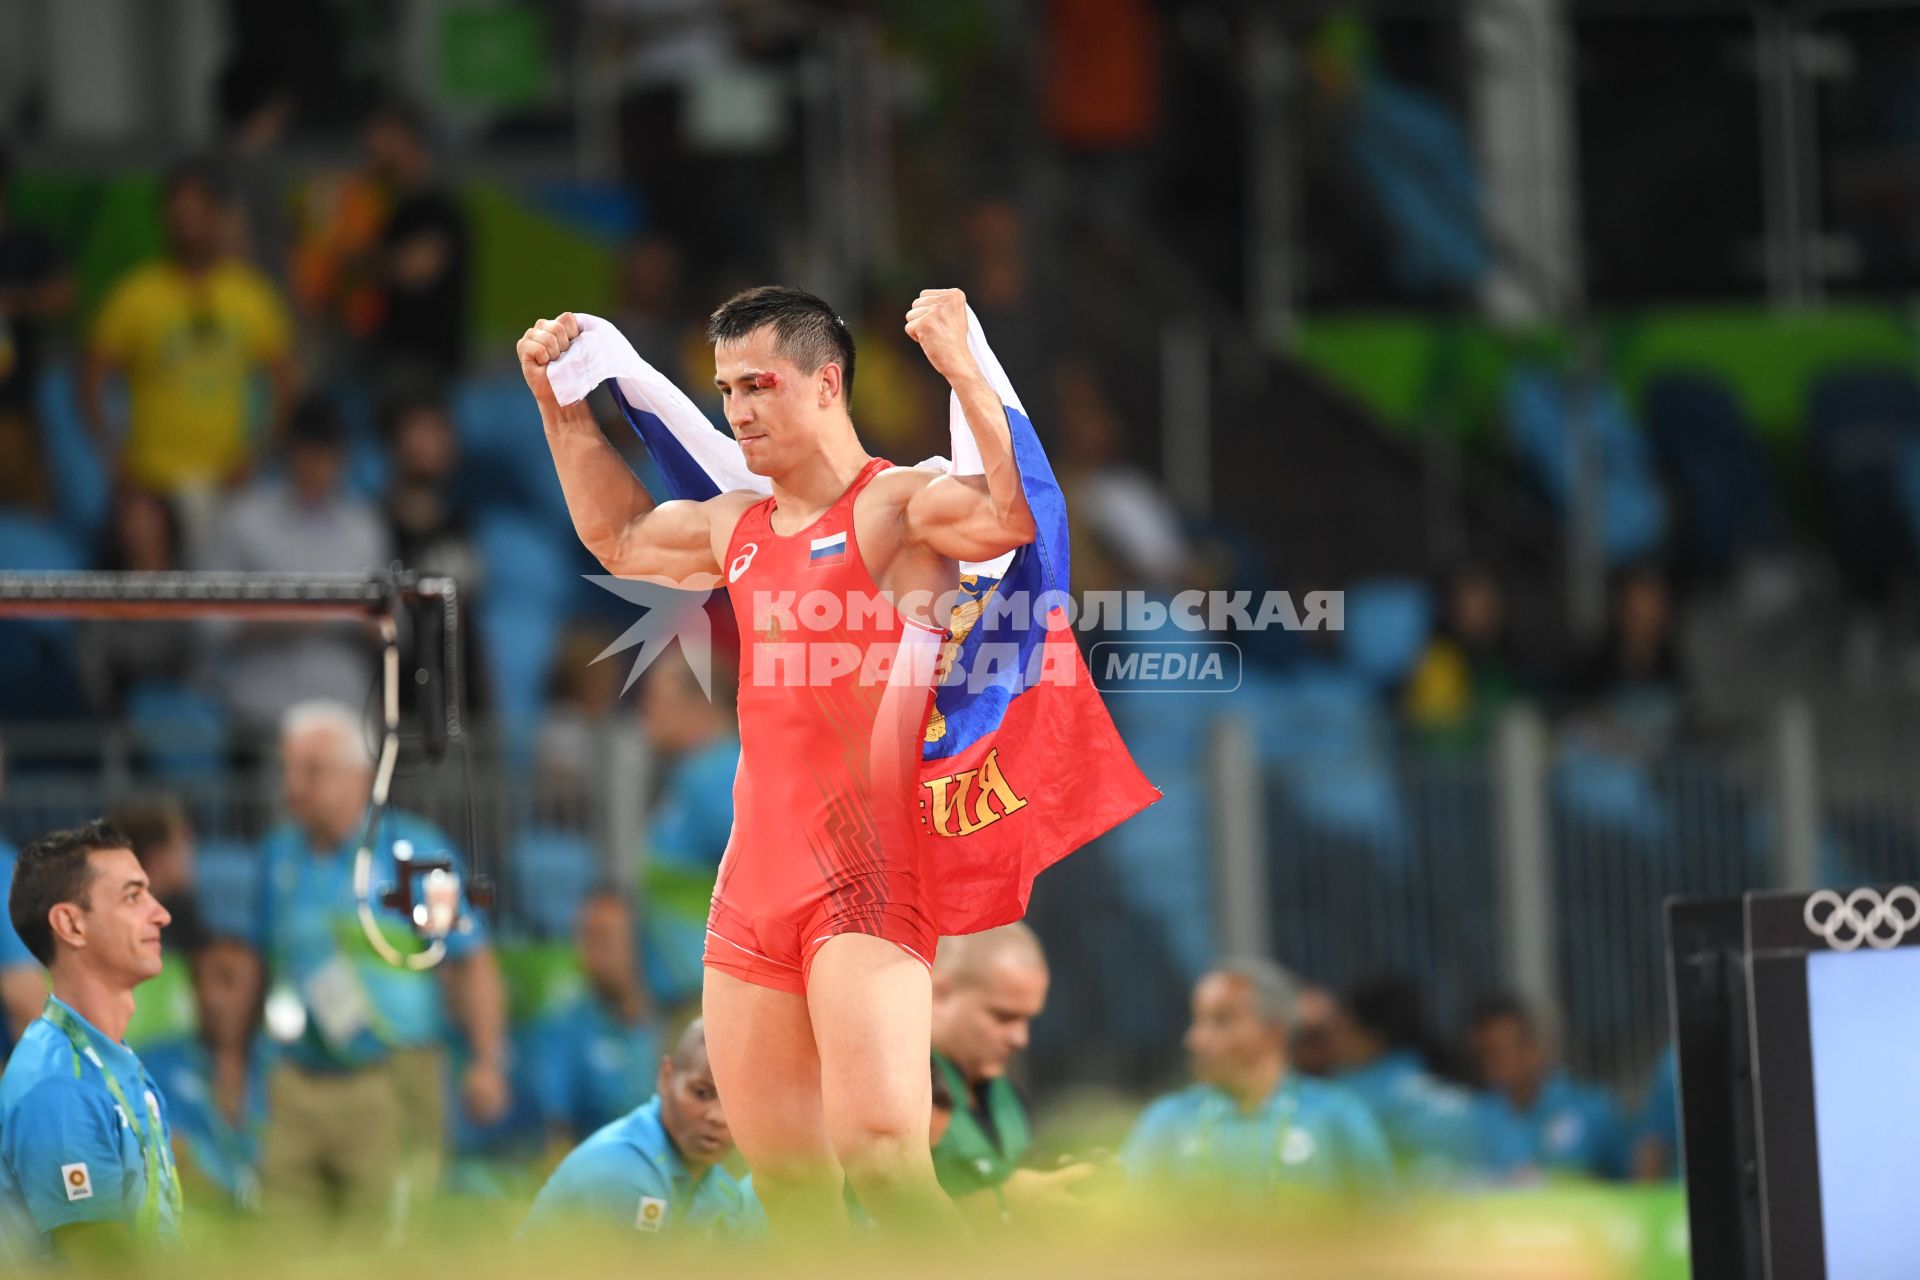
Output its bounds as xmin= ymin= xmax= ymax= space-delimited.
xmin=125 ymin=681 xmax=229 ymax=780
xmin=0 ymin=512 xmax=88 ymax=718
xmin=1504 ymin=364 xmax=1669 ymax=566
xmin=1643 ymin=371 xmax=1782 ymax=577
xmin=195 ymin=838 xmax=263 ymax=942
xmin=34 ymin=364 xmax=110 ymax=542
xmin=505 ymin=826 xmax=600 ymax=939
xmin=1340 ymin=578 xmax=1433 ymax=690
xmin=1808 ymin=366 xmax=1920 ymax=600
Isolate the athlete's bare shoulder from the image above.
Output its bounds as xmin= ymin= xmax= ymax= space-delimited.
xmin=704 ymin=487 xmax=766 ymax=556
xmin=861 ymin=461 xmax=944 ymax=512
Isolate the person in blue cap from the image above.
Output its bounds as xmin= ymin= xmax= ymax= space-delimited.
xmin=1468 ymin=993 xmax=1628 ymax=1182
xmin=0 ymin=820 xmax=183 ymax=1264
xmin=521 ymin=1018 xmax=759 ymax=1241
xmin=1123 ymin=959 xmax=1393 ymax=1202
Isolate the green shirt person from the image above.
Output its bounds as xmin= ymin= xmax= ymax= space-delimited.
xmin=928 ymin=925 xmax=1095 ymax=1223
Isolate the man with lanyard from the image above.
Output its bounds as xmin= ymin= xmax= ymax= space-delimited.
xmin=1467 ymin=993 xmax=1628 ymax=1181
xmin=255 ymin=700 xmax=507 ymax=1225
xmin=530 ymin=887 xmax=662 ymax=1145
xmin=0 ymin=820 xmax=183 ymax=1263
xmin=928 ymin=924 xmax=1095 ymax=1223
xmin=141 ymin=937 xmax=270 ymax=1213
xmin=521 ymin=1019 xmax=759 ymax=1241
xmin=1122 ymin=961 xmax=1393 ymax=1202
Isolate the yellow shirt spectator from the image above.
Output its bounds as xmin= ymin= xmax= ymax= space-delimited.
xmin=91 ymin=260 xmax=293 ymax=492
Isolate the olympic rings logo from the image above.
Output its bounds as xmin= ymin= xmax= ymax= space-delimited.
xmin=1803 ymin=887 xmax=1920 ymax=952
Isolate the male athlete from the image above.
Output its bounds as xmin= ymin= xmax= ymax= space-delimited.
xmin=520 ymin=286 xmax=1036 ymax=1231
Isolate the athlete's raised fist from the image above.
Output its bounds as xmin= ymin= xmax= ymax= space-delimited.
xmin=517 ymin=313 xmax=582 ymax=406
xmin=904 ymin=288 xmax=977 ymax=384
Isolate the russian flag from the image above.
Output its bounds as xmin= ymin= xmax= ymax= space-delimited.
xmin=808 ymin=531 xmax=848 ymax=567
xmin=547 ymin=307 xmax=1159 ymax=936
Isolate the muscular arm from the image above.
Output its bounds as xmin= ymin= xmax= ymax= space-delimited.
xmin=901 ymin=291 xmax=1037 ymax=561
xmin=521 ymin=314 xmax=728 ymax=587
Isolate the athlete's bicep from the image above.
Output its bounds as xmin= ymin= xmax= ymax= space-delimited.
xmin=903 ymin=472 xmax=1035 ymax=561
xmin=604 ymin=498 xmax=725 ymax=588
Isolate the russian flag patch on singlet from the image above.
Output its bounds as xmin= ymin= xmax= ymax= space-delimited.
xmin=809 ymin=531 xmax=848 ymax=567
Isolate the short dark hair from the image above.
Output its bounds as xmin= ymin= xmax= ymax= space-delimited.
xmin=706 ymin=286 xmax=856 ymax=406
xmin=286 ymin=395 xmax=347 ymax=450
xmin=10 ymin=820 xmax=133 ymax=966
xmin=1468 ymin=992 xmax=1536 ymax=1036
xmin=215 ymin=55 xmax=290 ymax=131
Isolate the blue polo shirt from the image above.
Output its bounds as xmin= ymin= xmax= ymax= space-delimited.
xmin=1476 ymin=1071 xmax=1629 ymax=1181
xmin=1122 ymin=1076 xmax=1394 ymax=1199
xmin=0 ymin=998 xmax=184 ymax=1263
xmin=0 ymin=843 xmax=37 ymax=1063
xmin=642 ymin=737 xmax=738 ymax=1008
xmin=139 ymin=1036 xmax=269 ymax=1211
xmin=521 ymin=1097 xmax=759 ymax=1240
xmin=528 ymin=995 xmax=663 ymax=1140
xmin=1340 ymin=1050 xmax=1493 ymax=1184
xmin=256 ymin=811 xmax=489 ymax=1070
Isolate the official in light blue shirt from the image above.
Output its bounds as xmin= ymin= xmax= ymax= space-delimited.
xmin=522 ymin=1020 xmax=759 ymax=1241
xmin=1124 ymin=961 xmax=1394 ymax=1201
xmin=1468 ymin=994 xmax=1628 ymax=1181
xmin=1326 ymin=979 xmax=1491 ymax=1184
xmin=530 ymin=888 xmax=662 ymax=1141
xmin=139 ymin=937 xmax=271 ymax=1211
xmin=257 ymin=806 xmax=490 ymax=1069
xmin=0 ymin=821 xmax=183 ymax=1263
xmin=0 ymin=841 xmax=44 ymax=1062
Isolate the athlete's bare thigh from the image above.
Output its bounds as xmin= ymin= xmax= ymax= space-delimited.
xmin=701 ymin=966 xmax=845 ymax=1227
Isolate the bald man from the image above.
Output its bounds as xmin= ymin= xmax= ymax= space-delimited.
xmin=522 ymin=1020 xmax=760 ymax=1241
xmin=928 ymin=924 xmax=1094 ymax=1221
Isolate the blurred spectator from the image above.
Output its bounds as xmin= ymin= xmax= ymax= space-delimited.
xmin=528 ymin=889 xmax=661 ymax=1145
xmin=77 ymin=487 xmax=205 ymax=715
xmin=1325 ymin=978 xmax=1491 ymax=1185
xmin=520 ymin=1019 xmax=759 ymax=1242
xmin=613 ymin=235 xmax=689 ymax=374
xmin=1307 ymin=13 xmax=1489 ymax=299
xmin=1042 ymin=0 xmax=1161 ymax=216
xmin=1467 ymin=994 xmax=1628 ymax=1182
xmin=959 ymin=198 xmax=1058 ymax=404
xmin=1630 ymin=1045 xmax=1680 ymax=1182
xmin=140 ymin=937 xmax=269 ymax=1213
xmin=1287 ymin=983 xmax=1342 ymax=1078
xmin=213 ymin=54 xmax=296 ymax=279
xmin=1054 ymin=359 xmax=1195 ymax=594
xmin=0 ymin=739 xmax=45 ymax=1053
xmin=930 ymin=924 xmax=1095 ymax=1223
xmin=365 ymin=100 xmax=469 ymax=384
xmin=380 ymin=382 xmax=488 ymax=714
xmin=539 ymin=623 xmax=628 ymax=772
xmin=109 ymin=796 xmax=206 ymax=959
xmin=636 ymin=650 xmax=737 ymax=1010
xmin=1402 ymin=564 xmax=1524 ymax=753
xmin=1565 ymin=564 xmax=1682 ymax=748
xmin=0 ymin=143 xmax=73 ymax=511
xmin=256 ymin=701 xmax=506 ymax=1227
xmin=1123 ymin=960 xmax=1392 ymax=1199
xmin=202 ymin=397 xmax=391 ymax=740
xmin=82 ymin=156 xmax=295 ymax=506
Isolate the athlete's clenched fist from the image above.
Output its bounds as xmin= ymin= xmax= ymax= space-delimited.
xmin=517 ymin=312 xmax=582 ymax=406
